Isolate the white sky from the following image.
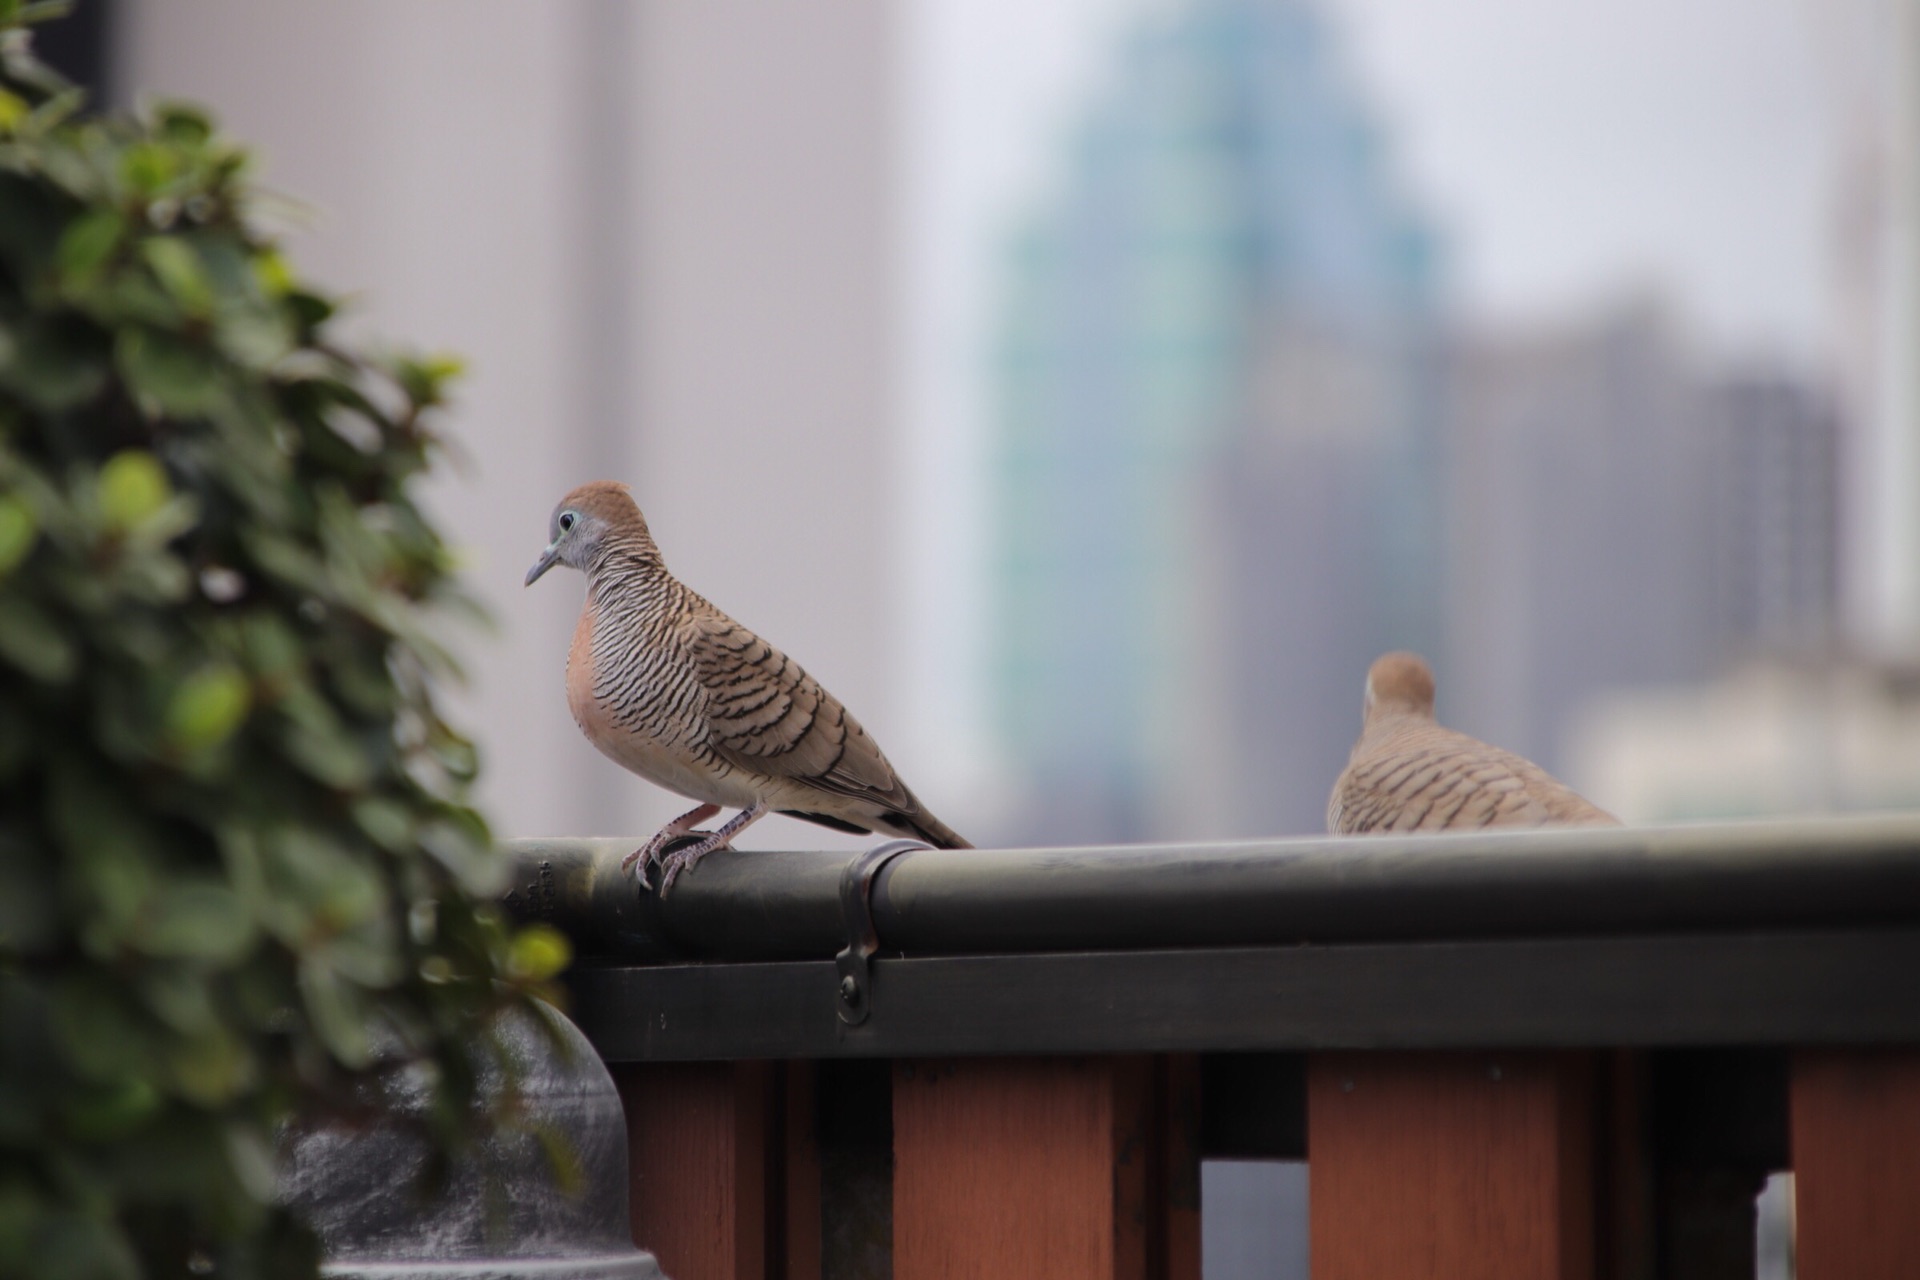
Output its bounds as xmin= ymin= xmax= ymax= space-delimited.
xmin=1336 ymin=0 xmax=1855 ymax=362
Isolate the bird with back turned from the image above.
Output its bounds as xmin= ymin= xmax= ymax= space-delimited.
xmin=1328 ymin=651 xmax=1619 ymax=835
xmin=526 ymin=481 xmax=970 ymax=892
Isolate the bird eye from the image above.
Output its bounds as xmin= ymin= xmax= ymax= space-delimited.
xmin=559 ymin=512 xmax=576 ymax=533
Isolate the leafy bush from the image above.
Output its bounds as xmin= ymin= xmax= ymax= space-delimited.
xmin=0 ymin=12 xmax=569 ymax=1278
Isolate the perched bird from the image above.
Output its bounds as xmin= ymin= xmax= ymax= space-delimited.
xmin=1327 ymin=651 xmax=1618 ymax=835
xmin=525 ymin=481 xmax=970 ymax=891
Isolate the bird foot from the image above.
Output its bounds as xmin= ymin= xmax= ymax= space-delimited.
xmin=624 ymin=804 xmax=722 ymax=889
xmin=624 ymin=801 xmax=768 ymax=896
xmin=654 ymin=829 xmax=735 ymax=896
xmin=621 ymin=831 xmax=674 ymax=891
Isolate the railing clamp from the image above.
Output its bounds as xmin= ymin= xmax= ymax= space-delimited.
xmin=836 ymin=839 xmax=927 ymax=1026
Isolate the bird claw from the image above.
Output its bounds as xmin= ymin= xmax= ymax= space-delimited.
xmin=624 ymin=803 xmax=724 ymax=891
xmin=623 ymin=831 xmax=726 ymax=897
xmin=655 ymin=832 xmax=726 ymax=896
xmin=623 ymin=801 xmax=763 ymax=896
xmin=621 ymin=833 xmax=674 ymax=890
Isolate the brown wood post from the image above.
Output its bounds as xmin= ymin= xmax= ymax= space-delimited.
xmin=613 ymin=1060 xmax=774 ymax=1280
xmin=1308 ymin=1051 xmax=1596 ymax=1280
xmin=784 ymin=1059 xmax=823 ymax=1280
xmin=1161 ymin=1054 xmax=1203 ymax=1280
xmin=1596 ymin=1050 xmax=1654 ymax=1280
xmin=1791 ymin=1048 xmax=1920 ymax=1280
xmin=892 ymin=1056 xmax=1157 ymax=1280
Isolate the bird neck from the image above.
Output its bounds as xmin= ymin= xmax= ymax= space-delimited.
xmin=1364 ymin=705 xmax=1434 ymax=733
xmin=584 ymin=539 xmax=670 ymax=612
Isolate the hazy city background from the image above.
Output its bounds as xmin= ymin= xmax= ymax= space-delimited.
xmin=65 ymin=1 xmax=1920 ymax=1274
xmin=81 ymin=0 xmax=1920 ymax=853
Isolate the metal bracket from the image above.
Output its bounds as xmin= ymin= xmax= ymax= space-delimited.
xmin=836 ymin=839 xmax=928 ymax=1026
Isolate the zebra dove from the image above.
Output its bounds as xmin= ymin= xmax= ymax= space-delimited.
xmin=526 ymin=481 xmax=970 ymax=892
xmin=1327 ymin=651 xmax=1618 ymax=834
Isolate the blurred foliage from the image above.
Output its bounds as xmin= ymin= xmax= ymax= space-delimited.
xmin=0 ymin=9 xmax=572 ymax=1278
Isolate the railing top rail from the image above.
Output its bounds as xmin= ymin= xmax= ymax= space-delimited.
xmin=504 ymin=812 xmax=1920 ymax=964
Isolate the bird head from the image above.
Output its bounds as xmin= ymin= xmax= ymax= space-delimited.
xmin=525 ymin=481 xmax=653 ymax=585
xmin=1363 ymin=651 xmax=1436 ymax=722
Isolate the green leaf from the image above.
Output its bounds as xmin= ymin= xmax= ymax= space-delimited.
xmin=50 ymin=976 xmax=158 ymax=1082
xmin=139 ymin=881 xmax=256 ymax=962
xmin=239 ymin=611 xmax=302 ymax=677
xmin=138 ymin=965 xmax=218 ymax=1033
xmin=0 ymin=90 xmax=26 ymax=134
xmin=165 ymin=663 xmax=251 ymax=751
xmin=0 ymin=597 xmax=75 ymax=683
xmin=213 ymin=302 xmax=294 ymax=370
xmin=119 ymin=140 xmax=179 ymax=196
xmin=252 ymin=247 xmax=294 ymax=297
xmin=141 ymin=236 xmax=213 ymax=316
xmin=0 ymin=495 xmax=37 ymax=577
xmin=418 ymin=815 xmax=504 ymax=896
xmin=0 ymin=314 xmax=108 ymax=410
xmin=223 ymin=1121 xmax=278 ymax=1201
xmin=56 ymin=208 xmax=121 ymax=280
xmin=115 ymin=326 xmax=223 ymax=417
xmin=169 ymin=1026 xmax=254 ymax=1105
xmin=392 ymin=352 xmax=464 ymax=407
xmin=63 ymin=1077 xmax=161 ymax=1142
xmin=286 ymin=726 xmax=375 ymax=790
xmin=505 ymin=924 xmax=572 ymax=982
xmin=351 ymin=795 xmax=413 ymax=851
xmin=259 ymin=826 xmax=387 ymax=937
xmin=153 ymin=103 xmax=212 ymax=149
xmin=297 ymin=957 xmax=372 ymax=1068
xmin=312 ymin=918 xmax=401 ymax=987
xmin=115 ymin=493 xmax=199 ymax=556
xmin=97 ymin=448 xmax=170 ymax=530
xmin=50 ymin=757 xmax=159 ymax=937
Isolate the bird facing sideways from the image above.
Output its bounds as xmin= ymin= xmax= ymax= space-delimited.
xmin=1327 ymin=651 xmax=1618 ymax=834
xmin=526 ymin=481 xmax=970 ymax=892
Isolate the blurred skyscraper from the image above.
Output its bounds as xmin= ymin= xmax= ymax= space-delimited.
xmin=988 ymin=0 xmax=1442 ymax=843
xmin=1441 ymin=308 xmax=1721 ymax=771
xmin=1709 ymin=374 xmax=1841 ymax=659
xmin=1444 ymin=307 xmax=1844 ymax=781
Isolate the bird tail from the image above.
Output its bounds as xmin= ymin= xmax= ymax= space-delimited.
xmin=894 ymin=807 xmax=971 ymax=850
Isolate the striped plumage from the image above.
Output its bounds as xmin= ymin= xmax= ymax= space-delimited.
xmin=1327 ymin=652 xmax=1618 ymax=835
xmin=527 ymin=482 xmax=969 ymax=891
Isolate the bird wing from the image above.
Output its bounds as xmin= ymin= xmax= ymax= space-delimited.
xmin=1328 ymin=721 xmax=1616 ymax=835
xmin=687 ymin=612 xmax=920 ymax=812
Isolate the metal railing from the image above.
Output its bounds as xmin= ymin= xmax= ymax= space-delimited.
xmin=505 ymin=815 xmax=1920 ymax=1060
xmin=505 ymin=814 xmax=1920 ymax=1280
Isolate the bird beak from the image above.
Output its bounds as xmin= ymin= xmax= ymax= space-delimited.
xmin=525 ymin=543 xmax=561 ymax=586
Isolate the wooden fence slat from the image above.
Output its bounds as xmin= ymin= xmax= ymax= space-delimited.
xmin=785 ymin=1059 xmax=822 ymax=1280
xmin=1162 ymin=1055 xmax=1203 ymax=1280
xmin=1597 ymin=1051 xmax=1654 ymax=1280
xmin=1792 ymin=1048 xmax=1920 ymax=1280
xmin=892 ymin=1056 xmax=1154 ymax=1280
xmin=614 ymin=1060 xmax=773 ymax=1280
xmin=1308 ymin=1051 xmax=1595 ymax=1280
